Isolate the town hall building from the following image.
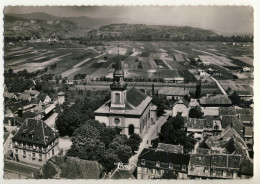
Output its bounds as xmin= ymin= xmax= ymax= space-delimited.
xmin=94 ymin=55 xmax=157 ymax=137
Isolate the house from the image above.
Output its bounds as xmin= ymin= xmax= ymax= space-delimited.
xmin=18 ymin=93 xmax=32 ymax=102
xmin=219 ymin=107 xmax=236 ymax=116
xmin=238 ymin=114 xmax=253 ymax=125
xmin=203 ymin=116 xmax=222 ymax=137
xmin=186 ymin=118 xmax=205 ymax=139
xmin=12 ymin=119 xmax=59 ymax=166
xmin=172 ymin=98 xmax=189 ymax=117
xmin=34 ymin=155 xmax=106 ymax=179
xmin=95 ymin=59 xmax=156 ymax=137
xmin=109 ymin=168 xmax=135 ymax=179
xmin=157 ymin=143 xmax=184 ymax=154
xmin=38 ymin=93 xmax=51 ymax=104
xmin=4 ymin=132 xmax=13 ymax=158
xmin=4 ymin=92 xmax=18 ymax=100
xmin=244 ymin=126 xmax=253 ymax=149
xmin=199 ymin=95 xmax=232 ymax=107
xmin=58 ymin=91 xmax=65 ymax=105
xmin=137 ymin=148 xmax=190 ymax=179
xmin=201 ymin=107 xmax=219 ymax=117
xmin=24 ymin=90 xmax=40 ymax=99
xmin=188 ymin=154 xmax=241 ymax=179
xmin=221 ymin=115 xmax=241 ymax=130
xmin=240 ymin=157 xmax=253 ymax=179
xmin=158 ymin=87 xmax=189 ymax=100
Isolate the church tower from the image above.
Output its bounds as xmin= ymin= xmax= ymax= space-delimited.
xmin=110 ymin=46 xmax=127 ymax=109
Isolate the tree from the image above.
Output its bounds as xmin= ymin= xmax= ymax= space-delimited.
xmin=126 ymin=133 xmax=142 ymax=153
xmin=56 ymin=108 xmax=82 ymax=136
xmin=100 ymin=149 xmax=120 ymax=171
xmin=195 ymin=79 xmax=201 ymax=98
xmin=188 ymin=106 xmax=203 ymax=118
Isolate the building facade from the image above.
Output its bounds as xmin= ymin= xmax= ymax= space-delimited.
xmin=95 ymin=58 xmax=156 ymax=137
xmin=12 ymin=118 xmax=59 ymax=166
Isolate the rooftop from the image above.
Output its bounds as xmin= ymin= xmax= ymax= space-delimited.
xmin=12 ymin=118 xmax=58 ymax=146
xmin=35 ymin=156 xmax=105 ymax=179
xmin=199 ymin=95 xmax=232 ymax=105
xmin=158 ymin=87 xmax=189 ymax=96
xmin=95 ymin=87 xmax=152 ymax=116
xmin=219 ymin=107 xmax=236 ymax=116
xmin=139 ymin=148 xmax=190 ymax=165
xmin=173 ymin=97 xmax=190 ymax=108
xmin=157 ymin=143 xmax=184 ymax=154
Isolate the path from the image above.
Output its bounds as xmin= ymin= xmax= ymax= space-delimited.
xmin=210 ymin=76 xmax=227 ymax=95
xmin=129 ymin=110 xmax=171 ymax=173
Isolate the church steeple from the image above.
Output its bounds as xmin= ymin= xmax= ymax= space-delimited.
xmin=110 ymin=45 xmax=127 ymax=110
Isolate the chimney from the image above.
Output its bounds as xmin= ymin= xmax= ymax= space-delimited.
xmin=18 ymin=108 xmax=23 ymax=118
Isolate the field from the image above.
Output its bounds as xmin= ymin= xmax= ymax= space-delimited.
xmin=4 ymin=40 xmax=253 ymax=93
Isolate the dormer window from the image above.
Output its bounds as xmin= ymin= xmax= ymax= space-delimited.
xmin=141 ymin=159 xmax=145 ymax=165
xmin=21 ymin=133 xmax=26 ymax=137
xmin=169 ymin=163 xmax=173 ymax=169
xmin=156 ymin=161 xmax=160 ymax=167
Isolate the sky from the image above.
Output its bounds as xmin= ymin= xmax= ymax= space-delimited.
xmin=4 ymin=6 xmax=254 ymax=34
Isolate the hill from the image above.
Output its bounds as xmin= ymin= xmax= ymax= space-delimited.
xmin=86 ymin=24 xmax=218 ymax=41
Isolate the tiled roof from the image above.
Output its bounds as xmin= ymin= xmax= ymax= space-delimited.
xmin=126 ymin=87 xmax=147 ymax=107
xmin=110 ymin=169 xmax=135 ymax=179
xmin=157 ymin=143 xmax=184 ymax=154
xmin=18 ymin=93 xmax=31 ymax=101
xmin=12 ymin=118 xmax=58 ymax=146
xmin=186 ymin=118 xmax=205 ymax=130
xmin=244 ymin=126 xmax=253 ymax=137
xmin=4 ymin=92 xmax=16 ymax=99
xmin=38 ymin=93 xmax=49 ymax=102
xmin=158 ymin=87 xmax=189 ymax=96
xmin=199 ymin=95 xmax=232 ymax=105
xmin=196 ymin=147 xmax=220 ymax=154
xmin=221 ymin=115 xmax=240 ymax=129
xmin=139 ymin=148 xmax=190 ymax=165
xmin=190 ymin=154 xmax=211 ymax=166
xmin=205 ymin=136 xmax=227 ymax=149
xmin=240 ymin=157 xmax=253 ymax=176
xmin=239 ymin=114 xmax=253 ymax=122
xmin=235 ymin=108 xmax=253 ymax=115
xmin=14 ymin=111 xmax=38 ymax=125
xmin=37 ymin=156 xmax=105 ymax=179
xmin=219 ymin=107 xmax=236 ymax=115
xmin=95 ymin=87 xmax=152 ymax=116
xmin=173 ymin=98 xmax=190 ymax=108
xmin=58 ymin=91 xmax=65 ymax=96
xmin=204 ymin=116 xmax=214 ymax=129
xmin=24 ymin=89 xmax=39 ymax=96
xmin=202 ymin=107 xmax=219 ymax=116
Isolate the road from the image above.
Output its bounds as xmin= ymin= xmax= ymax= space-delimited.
xmin=210 ymin=76 xmax=227 ymax=95
xmin=129 ymin=110 xmax=171 ymax=173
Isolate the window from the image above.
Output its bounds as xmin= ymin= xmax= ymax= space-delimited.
xmin=223 ymin=170 xmax=227 ymax=177
xmin=21 ymin=133 xmax=26 ymax=138
xmin=32 ymin=153 xmax=36 ymax=160
xmin=52 ymin=149 xmax=54 ymax=155
xmin=115 ymin=93 xmax=120 ymax=104
xmin=15 ymin=149 xmax=18 ymax=154
xmin=23 ymin=151 xmax=26 ymax=158
xmin=213 ymin=170 xmax=216 ymax=176
xmin=39 ymin=154 xmax=42 ymax=161
xmin=141 ymin=159 xmax=145 ymax=165
xmin=182 ymin=164 xmax=187 ymax=171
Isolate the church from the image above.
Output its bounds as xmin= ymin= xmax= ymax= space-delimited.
xmin=94 ymin=55 xmax=157 ymax=137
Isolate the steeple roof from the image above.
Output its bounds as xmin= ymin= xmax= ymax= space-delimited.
xmin=114 ymin=59 xmax=124 ymax=75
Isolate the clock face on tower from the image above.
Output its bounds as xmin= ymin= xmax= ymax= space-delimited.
xmin=114 ymin=118 xmax=120 ymax=125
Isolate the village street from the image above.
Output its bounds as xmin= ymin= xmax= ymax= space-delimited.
xmin=129 ymin=110 xmax=171 ymax=173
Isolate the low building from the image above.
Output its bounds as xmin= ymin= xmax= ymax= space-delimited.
xmin=137 ymin=148 xmax=190 ymax=179
xmin=12 ymin=119 xmax=59 ymax=166
xmin=34 ymin=155 xmax=106 ymax=179
xmin=24 ymin=90 xmax=40 ymax=99
xmin=172 ymin=98 xmax=190 ymax=117
xmin=38 ymin=93 xmax=52 ymax=104
xmin=188 ymin=154 xmax=241 ymax=179
xmin=158 ymin=87 xmax=189 ymax=100
xmin=18 ymin=93 xmax=32 ymax=102
xmin=199 ymin=95 xmax=232 ymax=107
